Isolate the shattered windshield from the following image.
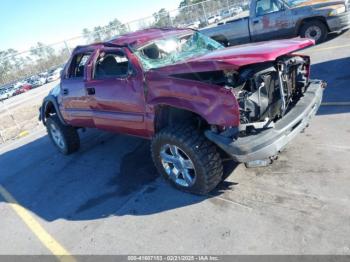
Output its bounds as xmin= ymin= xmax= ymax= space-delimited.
xmin=134 ymin=32 xmax=224 ymax=70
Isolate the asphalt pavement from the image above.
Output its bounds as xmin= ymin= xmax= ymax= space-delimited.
xmin=0 ymin=30 xmax=349 ymax=256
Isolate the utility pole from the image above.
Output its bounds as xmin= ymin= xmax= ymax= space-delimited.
xmin=201 ymin=2 xmax=208 ymax=24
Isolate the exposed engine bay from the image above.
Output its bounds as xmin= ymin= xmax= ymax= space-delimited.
xmin=228 ymin=55 xmax=310 ymax=131
xmin=172 ymin=55 xmax=310 ymax=134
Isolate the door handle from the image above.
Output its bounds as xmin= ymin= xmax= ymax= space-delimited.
xmin=87 ymin=87 xmax=95 ymax=95
xmin=62 ymin=89 xmax=69 ymax=95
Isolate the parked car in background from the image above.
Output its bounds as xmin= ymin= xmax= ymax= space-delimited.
xmin=9 ymin=86 xmax=20 ymax=97
xmin=230 ymin=6 xmax=243 ymax=16
xmin=186 ymin=20 xmax=201 ymax=29
xmin=207 ymin=14 xmax=222 ymax=24
xmin=39 ymin=72 xmax=49 ymax=80
xmin=0 ymin=89 xmax=11 ymax=101
xmin=30 ymin=76 xmax=47 ymax=88
xmin=13 ymin=83 xmax=32 ymax=96
xmin=47 ymin=68 xmax=62 ymax=82
xmin=221 ymin=10 xmax=232 ymax=19
xmin=37 ymin=77 xmax=47 ymax=86
xmin=14 ymin=81 xmax=26 ymax=89
xmin=40 ymin=28 xmax=325 ymax=194
xmin=6 ymin=86 xmax=15 ymax=98
xmin=201 ymin=0 xmax=350 ymax=45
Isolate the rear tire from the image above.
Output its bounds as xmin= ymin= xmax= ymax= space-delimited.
xmin=151 ymin=125 xmax=223 ymax=195
xmin=46 ymin=115 xmax=80 ymax=155
xmin=300 ymin=20 xmax=328 ymax=44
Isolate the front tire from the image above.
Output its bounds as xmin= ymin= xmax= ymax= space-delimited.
xmin=300 ymin=20 xmax=328 ymax=44
xmin=151 ymin=125 xmax=223 ymax=195
xmin=46 ymin=115 xmax=80 ymax=155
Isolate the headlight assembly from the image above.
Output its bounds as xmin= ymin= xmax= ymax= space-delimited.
xmin=329 ymin=5 xmax=346 ymax=16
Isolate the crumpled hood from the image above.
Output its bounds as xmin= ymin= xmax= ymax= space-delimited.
xmin=153 ymin=38 xmax=314 ymax=75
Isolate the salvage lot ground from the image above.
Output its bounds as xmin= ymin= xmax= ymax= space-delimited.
xmin=0 ymin=81 xmax=59 ymax=142
xmin=0 ymin=31 xmax=350 ymax=256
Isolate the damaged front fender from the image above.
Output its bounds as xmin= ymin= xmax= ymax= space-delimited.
xmin=145 ymin=70 xmax=240 ymax=127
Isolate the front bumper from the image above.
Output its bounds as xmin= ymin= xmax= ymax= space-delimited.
xmin=327 ymin=11 xmax=350 ymax=32
xmin=205 ymin=80 xmax=325 ymax=163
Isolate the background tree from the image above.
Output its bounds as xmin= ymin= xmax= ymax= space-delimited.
xmin=153 ymin=8 xmax=172 ymax=27
xmin=0 ymin=43 xmax=70 ymax=86
xmin=82 ymin=18 xmax=127 ymax=44
xmin=105 ymin=19 xmax=128 ymax=39
xmin=0 ymin=49 xmax=17 ymax=84
xmin=82 ymin=28 xmax=93 ymax=43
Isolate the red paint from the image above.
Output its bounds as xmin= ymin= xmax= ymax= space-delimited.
xmin=59 ymin=29 xmax=314 ymax=139
xmin=152 ymin=38 xmax=315 ymax=75
xmin=14 ymin=84 xmax=32 ymax=96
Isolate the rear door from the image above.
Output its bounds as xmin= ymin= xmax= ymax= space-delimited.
xmin=84 ymin=47 xmax=147 ymax=137
xmin=60 ymin=51 xmax=95 ymax=127
xmin=249 ymin=0 xmax=295 ymax=42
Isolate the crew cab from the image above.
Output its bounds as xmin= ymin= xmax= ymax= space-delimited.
xmin=39 ymin=28 xmax=326 ymax=194
xmin=201 ymin=0 xmax=350 ymax=45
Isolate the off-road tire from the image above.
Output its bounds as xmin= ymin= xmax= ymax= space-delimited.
xmin=300 ymin=20 xmax=328 ymax=44
xmin=46 ymin=115 xmax=80 ymax=155
xmin=151 ymin=125 xmax=223 ymax=195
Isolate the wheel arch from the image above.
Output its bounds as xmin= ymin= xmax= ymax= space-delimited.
xmin=40 ymin=95 xmax=67 ymax=126
xmin=296 ymin=16 xmax=330 ymax=35
xmin=153 ymin=104 xmax=210 ymax=133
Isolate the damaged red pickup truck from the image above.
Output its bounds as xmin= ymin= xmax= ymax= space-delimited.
xmin=40 ymin=28 xmax=326 ymax=194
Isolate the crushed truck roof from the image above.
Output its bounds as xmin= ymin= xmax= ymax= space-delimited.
xmin=109 ymin=28 xmax=193 ymax=48
xmin=74 ymin=28 xmax=193 ymax=53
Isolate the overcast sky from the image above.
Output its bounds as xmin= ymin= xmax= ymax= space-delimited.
xmin=0 ymin=0 xmax=180 ymax=52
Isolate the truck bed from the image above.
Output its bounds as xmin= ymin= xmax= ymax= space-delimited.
xmin=201 ymin=14 xmax=251 ymax=46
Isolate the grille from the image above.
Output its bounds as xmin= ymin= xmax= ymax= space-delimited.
xmin=285 ymin=66 xmax=297 ymax=98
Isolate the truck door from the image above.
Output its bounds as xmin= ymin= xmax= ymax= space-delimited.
xmin=84 ymin=47 xmax=147 ymax=137
xmin=249 ymin=0 xmax=295 ymax=42
xmin=60 ymin=51 xmax=95 ymax=127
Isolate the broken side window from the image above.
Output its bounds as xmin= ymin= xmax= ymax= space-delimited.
xmin=94 ymin=51 xmax=130 ymax=79
xmin=68 ymin=53 xmax=92 ymax=78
